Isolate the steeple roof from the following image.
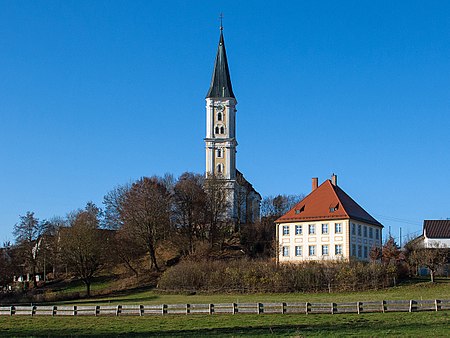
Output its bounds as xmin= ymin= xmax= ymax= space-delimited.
xmin=206 ymin=30 xmax=235 ymax=99
xmin=276 ymin=179 xmax=383 ymax=227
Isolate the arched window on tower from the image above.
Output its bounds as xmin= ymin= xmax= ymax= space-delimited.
xmin=217 ymin=148 xmax=222 ymax=158
xmin=215 ymin=126 xmax=220 ymax=134
xmin=217 ymin=112 xmax=222 ymax=121
xmin=220 ymin=126 xmax=225 ymax=134
xmin=217 ymin=163 xmax=223 ymax=173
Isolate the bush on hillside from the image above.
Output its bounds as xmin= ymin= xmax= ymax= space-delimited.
xmin=157 ymin=259 xmax=395 ymax=293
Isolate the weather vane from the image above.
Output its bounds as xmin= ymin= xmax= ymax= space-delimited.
xmin=219 ymin=13 xmax=223 ymax=31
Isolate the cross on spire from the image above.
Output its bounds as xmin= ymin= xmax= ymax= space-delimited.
xmin=219 ymin=13 xmax=223 ymax=31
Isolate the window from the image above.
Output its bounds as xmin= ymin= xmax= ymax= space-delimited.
xmin=282 ymin=225 xmax=289 ymax=236
xmin=322 ymin=245 xmax=329 ymax=256
xmin=216 ymin=148 xmax=222 ymax=158
xmin=357 ymin=224 xmax=362 ymax=236
xmin=358 ymin=245 xmax=362 ymax=258
xmin=335 ymin=244 xmax=343 ymax=255
xmin=215 ymin=126 xmax=219 ymax=134
xmin=352 ymin=244 xmax=356 ymax=256
xmin=295 ymin=225 xmax=302 ymax=235
xmin=309 ymin=224 xmax=316 ymax=235
xmin=282 ymin=246 xmax=289 ymax=257
xmin=363 ymin=226 xmax=367 ymax=237
xmin=363 ymin=246 xmax=368 ymax=259
xmin=220 ymin=126 xmax=225 ymax=134
xmin=309 ymin=245 xmax=316 ymax=256
xmin=351 ymin=223 xmax=356 ymax=235
xmin=217 ymin=112 xmax=222 ymax=121
xmin=369 ymin=227 xmax=373 ymax=239
xmin=335 ymin=223 xmax=342 ymax=234
xmin=321 ymin=223 xmax=328 ymax=234
xmin=295 ymin=246 xmax=302 ymax=256
xmin=216 ymin=164 xmax=222 ymax=173
xmin=375 ymin=229 xmax=380 ymax=240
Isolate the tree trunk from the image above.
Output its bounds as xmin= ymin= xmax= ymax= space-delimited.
xmin=148 ymin=245 xmax=159 ymax=271
xmin=85 ymin=281 xmax=91 ymax=297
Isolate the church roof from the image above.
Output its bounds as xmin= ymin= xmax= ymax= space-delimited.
xmin=276 ymin=178 xmax=383 ymax=227
xmin=206 ymin=30 xmax=235 ymax=99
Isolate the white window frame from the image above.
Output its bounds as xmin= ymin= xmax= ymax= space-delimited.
xmin=335 ymin=244 xmax=343 ymax=255
xmin=309 ymin=224 xmax=316 ymax=235
xmin=295 ymin=225 xmax=302 ymax=235
xmin=309 ymin=245 xmax=316 ymax=256
xmin=322 ymin=245 xmax=329 ymax=256
xmin=295 ymin=246 xmax=302 ymax=256
xmin=321 ymin=223 xmax=328 ymax=234
xmin=282 ymin=246 xmax=289 ymax=257
xmin=282 ymin=225 xmax=290 ymax=236
xmin=335 ymin=223 xmax=342 ymax=234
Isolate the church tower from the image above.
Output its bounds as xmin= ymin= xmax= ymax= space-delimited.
xmin=205 ymin=26 xmax=237 ymax=180
xmin=204 ymin=25 xmax=261 ymax=224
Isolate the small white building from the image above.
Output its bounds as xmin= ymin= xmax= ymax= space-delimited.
xmin=414 ymin=220 xmax=450 ymax=248
xmin=275 ymin=175 xmax=383 ymax=263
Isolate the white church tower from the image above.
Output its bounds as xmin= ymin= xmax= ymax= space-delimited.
xmin=205 ymin=25 xmax=261 ymax=225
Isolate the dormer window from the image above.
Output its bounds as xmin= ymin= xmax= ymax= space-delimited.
xmin=329 ymin=203 xmax=339 ymax=213
xmin=295 ymin=205 xmax=305 ymax=214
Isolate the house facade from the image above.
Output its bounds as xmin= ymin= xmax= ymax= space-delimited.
xmin=275 ymin=175 xmax=383 ymax=263
xmin=204 ymin=25 xmax=261 ymax=224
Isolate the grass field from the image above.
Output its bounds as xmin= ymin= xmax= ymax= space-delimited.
xmin=2 ymin=278 xmax=449 ymax=337
xmin=55 ymin=277 xmax=450 ymax=306
xmin=0 ymin=311 xmax=449 ymax=337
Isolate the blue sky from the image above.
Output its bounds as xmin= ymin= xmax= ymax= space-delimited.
xmin=1 ymin=1 xmax=449 ymax=245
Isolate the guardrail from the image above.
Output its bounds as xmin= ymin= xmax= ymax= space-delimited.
xmin=1 ymin=299 xmax=449 ymax=316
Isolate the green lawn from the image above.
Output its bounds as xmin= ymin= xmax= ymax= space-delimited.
xmin=55 ymin=278 xmax=450 ymax=306
xmin=0 ymin=311 xmax=449 ymax=337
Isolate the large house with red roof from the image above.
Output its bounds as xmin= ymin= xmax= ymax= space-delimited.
xmin=275 ymin=175 xmax=383 ymax=263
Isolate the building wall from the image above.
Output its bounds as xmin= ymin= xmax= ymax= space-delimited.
xmin=277 ymin=219 xmax=382 ymax=263
xmin=423 ymin=238 xmax=450 ymax=247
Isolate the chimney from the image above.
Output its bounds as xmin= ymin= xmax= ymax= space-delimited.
xmin=312 ymin=177 xmax=318 ymax=191
xmin=331 ymin=173 xmax=337 ymax=186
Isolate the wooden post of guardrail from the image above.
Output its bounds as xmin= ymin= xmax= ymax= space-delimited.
xmin=161 ymin=304 xmax=167 ymax=315
xmin=52 ymin=306 xmax=57 ymax=316
xmin=10 ymin=306 xmax=14 ymax=316
xmin=305 ymin=302 xmax=310 ymax=315
xmin=282 ymin=302 xmax=287 ymax=314
xmin=95 ymin=305 xmax=100 ymax=316
xmin=331 ymin=303 xmax=336 ymax=314
xmin=186 ymin=304 xmax=190 ymax=315
xmin=435 ymin=299 xmax=440 ymax=312
xmin=381 ymin=300 xmax=386 ymax=313
xmin=209 ymin=303 xmax=214 ymax=314
xmin=257 ymin=303 xmax=263 ymax=314
xmin=31 ymin=305 xmax=36 ymax=316
xmin=409 ymin=300 xmax=413 ymax=312
xmin=232 ymin=303 xmax=237 ymax=314
xmin=139 ymin=305 xmax=144 ymax=316
xmin=116 ymin=305 xmax=121 ymax=316
xmin=73 ymin=305 xmax=77 ymax=316
xmin=357 ymin=301 xmax=361 ymax=314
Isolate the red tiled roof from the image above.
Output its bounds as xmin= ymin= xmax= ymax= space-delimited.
xmin=423 ymin=220 xmax=450 ymax=238
xmin=276 ymin=179 xmax=382 ymax=227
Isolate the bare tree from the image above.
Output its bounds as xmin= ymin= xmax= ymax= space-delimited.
xmin=261 ymin=194 xmax=304 ymax=218
xmin=119 ymin=177 xmax=171 ymax=271
xmin=173 ymin=172 xmax=207 ymax=254
xmin=416 ymin=243 xmax=449 ymax=282
xmin=59 ymin=203 xmax=110 ymax=296
xmin=204 ymin=174 xmax=231 ymax=248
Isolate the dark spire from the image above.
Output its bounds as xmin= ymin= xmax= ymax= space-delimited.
xmin=206 ymin=26 xmax=235 ymax=99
